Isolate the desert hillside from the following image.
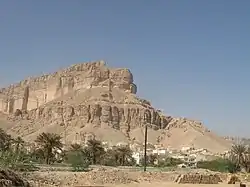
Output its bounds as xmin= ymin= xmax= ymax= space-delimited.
xmin=0 ymin=61 xmax=232 ymax=153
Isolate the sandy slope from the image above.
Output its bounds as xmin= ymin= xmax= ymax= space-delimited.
xmin=0 ymin=112 xmax=15 ymax=131
xmin=160 ymin=118 xmax=232 ymax=153
xmin=161 ymin=127 xmax=231 ymax=153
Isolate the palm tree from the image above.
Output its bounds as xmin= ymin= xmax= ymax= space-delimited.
xmin=101 ymin=148 xmax=120 ymax=166
xmin=230 ymin=144 xmax=247 ymax=168
xmin=70 ymin=143 xmax=82 ymax=152
xmin=86 ymin=139 xmax=104 ymax=164
xmin=13 ymin=136 xmax=25 ymax=153
xmin=116 ymin=145 xmax=133 ymax=166
xmin=30 ymin=147 xmax=45 ymax=162
xmin=69 ymin=143 xmax=88 ymax=156
xmin=35 ymin=132 xmax=63 ymax=164
xmin=11 ymin=136 xmax=25 ymax=161
xmin=148 ymin=154 xmax=158 ymax=166
xmin=240 ymin=146 xmax=250 ymax=172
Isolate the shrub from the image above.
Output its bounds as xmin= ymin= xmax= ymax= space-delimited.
xmin=29 ymin=148 xmax=45 ymax=163
xmin=139 ymin=154 xmax=157 ymax=167
xmin=101 ymin=150 xmax=119 ymax=166
xmin=101 ymin=148 xmax=136 ymax=166
xmin=197 ymin=159 xmax=239 ymax=173
xmin=0 ymin=150 xmax=38 ymax=172
xmin=66 ymin=150 xmax=90 ymax=172
xmin=158 ymin=157 xmax=183 ymax=167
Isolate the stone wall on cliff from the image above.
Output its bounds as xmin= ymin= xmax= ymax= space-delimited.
xmin=0 ymin=61 xmax=137 ymax=114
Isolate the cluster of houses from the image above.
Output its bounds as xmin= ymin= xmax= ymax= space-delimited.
xmin=100 ymin=141 xmax=227 ymax=168
xmin=26 ymin=139 xmax=229 ymax=168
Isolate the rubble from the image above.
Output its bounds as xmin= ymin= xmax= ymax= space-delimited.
xmin=24 ymin=168 xmax=139 ymax=186
xmin=0 ymin=169 xmax=30 ymax=187
xmin=175 ymin=173 xmax=222 ymax=184
xmin=228 ymin=175 xmax=241 ymax=184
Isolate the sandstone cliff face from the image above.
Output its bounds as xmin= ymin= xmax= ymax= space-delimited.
xmin=1 ymin=61 xmax=170 ymax=144
xmin=0 ymin=61 xmax=137 ymax=114
xmin=29 ymin=102 xmax=171 ymax=131
xmin=1 ymin=61 xmax=231 ymax=153
xmin=8 ymin=88 xmax=172 ymax=141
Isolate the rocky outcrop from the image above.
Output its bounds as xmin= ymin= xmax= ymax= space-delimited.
xmin=227 ymin=175 xmax=241 ymax=184
xmin=0 ymin=61 xmax=137 ymax=114
xmin=2 ymin=60 xmax=232 ymax=151
xmin=0 ymin=169 xmax=30 ymax=187
xmin=9 ymin=101 xmax=173 ymax=138
xmin=2 ymin=61 xmax=173 ymax=143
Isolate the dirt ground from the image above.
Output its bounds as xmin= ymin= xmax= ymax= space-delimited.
xmin=114 ymin=183 xmax=245 ymax=187
xmin=23 ymin=167 xmax=249 ymax=187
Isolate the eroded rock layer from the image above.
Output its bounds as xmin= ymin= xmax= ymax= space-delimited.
xmin=0 ymin=61 xmax=232 ymax=152
xmin=0 ymin=61 xmax=137 ymax=114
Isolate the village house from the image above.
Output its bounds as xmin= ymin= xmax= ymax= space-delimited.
xmin=152 ymin=148 xmax=168 ymax=155
xmin=132 ymin=152 xmax=140 ymax=165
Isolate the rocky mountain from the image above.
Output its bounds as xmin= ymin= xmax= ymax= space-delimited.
xmin=0 ymin=61 xmax=232 ymax=153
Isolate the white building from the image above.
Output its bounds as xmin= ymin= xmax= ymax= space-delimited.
xmin=116 ymin=142 xmax=129 ymax=147
xmin=153 ymin=149 xmax=168 ymax=155
xmin=132 ymin=152 xmax=141 ymax=165
xmin=181 ymin=146 xmax=193 ymax=152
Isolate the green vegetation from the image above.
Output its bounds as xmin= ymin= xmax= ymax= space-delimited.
xmin=158 ymin=157 xmax=183 ymax=167
xmin=196 ymin=143 xmax=250 ymax=173
xmin=65 ymin=146 xmax=90 ymax=171
xmin=86 ymin=139 xmax=105 ymax=165
xmin=35 ymin=132 xmax=63 ymax=164
xmin=197 ymin=159 xmax=239 ymax=173
xmin=0 ymin=127 xmax=136 ymax=172
xmin=230 ymin=143 xmax=250 ymax=172
xmin=0 ymin=128 xmax=12 ymax=151
xmin=115 ymin=145 xmax=135 ymax=166
xmin=139 ymin=154 xmax=183 ymax=168
xmin=101 ymin=149 xmax=119 ymax=166
xmin=0 ymin=129 xmax=37 ymax=171
xmin=1 ymin=127 xmax=250 ymax=174
xmin=140 ymin=154 xmax=158 ymax=166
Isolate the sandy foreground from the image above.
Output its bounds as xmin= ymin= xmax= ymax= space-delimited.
xmin=51 ymin=182 xmax=247 ymax=187
xmin=23 ymin=168 xmax=249 ymax=187
xmin=114 ymin=183 xmax=245 ymax=187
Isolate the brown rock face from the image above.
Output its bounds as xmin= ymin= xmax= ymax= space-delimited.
xmin=1 ymin=61 xmax=232 ymax=152
xmin=2 ymin=61 xmax=171 ymax=144
xmin=0 ymin=61 xmax=171 ymax=143
xmin=0 ymin=61 xmax=137 ymax=114
xmin=22 ymin=102 xmax=171 ymax=136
